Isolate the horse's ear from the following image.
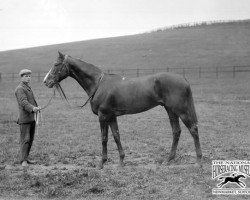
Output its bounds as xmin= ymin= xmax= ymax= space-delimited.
xmin=58 ymin=51 xmax=64 ymax=59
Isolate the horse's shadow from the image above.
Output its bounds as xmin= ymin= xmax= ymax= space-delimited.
xmin=217 ymin=173 xmax=246 ymax=188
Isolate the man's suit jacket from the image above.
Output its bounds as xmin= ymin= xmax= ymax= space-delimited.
xmin=15 ymin=82 xmax=38 ymax=124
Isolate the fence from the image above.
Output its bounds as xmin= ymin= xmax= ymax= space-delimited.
xmin=0 ymin=65 xmax=250 ymax=82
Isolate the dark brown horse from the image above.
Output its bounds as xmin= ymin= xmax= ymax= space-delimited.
xmin=43 ymin=52 xmax=202 ymax=169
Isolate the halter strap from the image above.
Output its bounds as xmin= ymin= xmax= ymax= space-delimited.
xmin=61 ymin=55 xmax=70 ymax=75
xmin=64 ymin=55 xmax=68 ymax=63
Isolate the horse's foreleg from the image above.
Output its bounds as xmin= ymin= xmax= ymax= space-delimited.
xmin=99 ymin=120 xmax=109 ymax=169
xmin=165 ymin=107 xmax=181 ymax=163
xmin=109 ymin=117 xmax=125 ymax=168
xmin=237 ymin=181 xmax=246 ymax=188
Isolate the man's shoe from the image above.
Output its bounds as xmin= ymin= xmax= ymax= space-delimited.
xmin=27 ymin=160 xmax=36 ymax=164
xmin=21 ymin=161 xmax=28 ymax=167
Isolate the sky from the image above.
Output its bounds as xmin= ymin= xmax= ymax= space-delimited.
xmin=0 ymin=0 xmax=250 ymax=51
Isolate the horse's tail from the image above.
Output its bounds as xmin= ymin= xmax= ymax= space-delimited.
xmin=186 ymin=85 xmax=198 ymax=124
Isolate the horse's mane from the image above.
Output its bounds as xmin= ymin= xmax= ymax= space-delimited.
xmin=71 ymin=57 xmax=102 ymax=73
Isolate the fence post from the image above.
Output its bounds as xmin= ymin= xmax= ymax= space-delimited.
xmin=199 ymin=67 xmax=201 ymax=78
xmin=233 ymin=66 xmax=236 ymax=78
xmin=137 ymin=68 xmax=139 ymax=77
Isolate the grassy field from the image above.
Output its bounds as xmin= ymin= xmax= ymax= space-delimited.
xmin=0 ymin=75 xmax=250 ymax=199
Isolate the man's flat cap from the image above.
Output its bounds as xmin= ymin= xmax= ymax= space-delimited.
xmin=19 ymin=69 xmax=32 ymax=77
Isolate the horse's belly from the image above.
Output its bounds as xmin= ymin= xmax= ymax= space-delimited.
xmin=112 ymin=79 xmax=162 ymax=115
xmin=126 ymin=104 xmax=158 ymax=114
xmin=114 ymin=96 xmax=159 ymax=115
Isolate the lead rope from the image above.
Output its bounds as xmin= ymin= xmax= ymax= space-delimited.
xmin=35 ymin=87 xmax=56 ymax=135
xmin=40 ymin=87 xmax=56 ymax=110
xmin=55 ymin=72 xmax=104 ymax=109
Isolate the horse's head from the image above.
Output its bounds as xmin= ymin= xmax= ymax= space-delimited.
xmin=238 ymin=174 xmax=246 ymax=179
xmin=43 ymin=51 xmax=70 ymax=88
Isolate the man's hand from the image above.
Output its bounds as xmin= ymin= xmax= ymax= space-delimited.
xmin=32 ymin=106 xmax=41 ymax=113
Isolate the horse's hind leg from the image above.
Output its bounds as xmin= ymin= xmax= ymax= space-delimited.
xmin=179 ymin=113 xmax=202 ymax=166
xmin=217 ymin=181 xmax=226 ymax=188
xmin=109 ymin=116 xmax=125 ymax=168
xmin=165 ymin=107 xmax=181 ymax=163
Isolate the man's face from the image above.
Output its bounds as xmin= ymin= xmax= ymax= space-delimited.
xmin=21 ymin=74 xmax=31 ymax=83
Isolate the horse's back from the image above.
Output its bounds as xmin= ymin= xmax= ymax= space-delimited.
xmin=106 ymin=72 xmax=191 ymax=105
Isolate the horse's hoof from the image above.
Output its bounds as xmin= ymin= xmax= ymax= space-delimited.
xmin=98 ymin=166 xmax=103 ymax=170
xmin=97 ymin=163 xmax=104 ymax=170
xmin=166 ymin=156 xmax=175 ymax=165
xmin=166 ymin=159 xmax=174 ymax=166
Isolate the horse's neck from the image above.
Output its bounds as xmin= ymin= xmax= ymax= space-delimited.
xmin=68 ymin=58 xmax=101 ymax=95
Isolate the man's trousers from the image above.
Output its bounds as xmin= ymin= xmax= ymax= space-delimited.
xmin=19 ymin=121 xmax=36 ymax=163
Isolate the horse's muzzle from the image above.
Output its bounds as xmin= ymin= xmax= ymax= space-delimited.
xmin=44 ymin=80 xmax=55 ymax=88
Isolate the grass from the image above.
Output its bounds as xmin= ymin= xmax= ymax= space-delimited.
xmin=0 ymin=75 xmax=250 ymax=199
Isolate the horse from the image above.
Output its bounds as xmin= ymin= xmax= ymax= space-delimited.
xmin=43 ymin=51 xmax=202 ymax=169
xmin=217 ymin=174 xmax=246 ymax=188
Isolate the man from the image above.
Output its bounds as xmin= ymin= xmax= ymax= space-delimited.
xmin=15 ymin=69 xmax=40 ymax=167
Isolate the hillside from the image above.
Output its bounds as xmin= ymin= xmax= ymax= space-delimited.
xmin=0 ymin=20 xmax=250 ymax=73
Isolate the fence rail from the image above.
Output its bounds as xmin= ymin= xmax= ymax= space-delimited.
xmin=0 ymin=65 xmax=249 ymax=82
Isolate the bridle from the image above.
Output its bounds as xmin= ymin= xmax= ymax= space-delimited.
xmin=40 ymin=56 xmax=70 ymax=110
xmin=49 ymin=55 xmax=105 ymax=109
xmin=36 ymin=55 xmax=104 ymax=133
xmin=50 ymin=55 xmax=70 ymax=83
